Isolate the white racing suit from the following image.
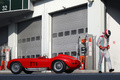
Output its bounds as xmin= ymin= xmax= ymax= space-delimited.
xmin=97 ymin=35 xmax=112 ymax=71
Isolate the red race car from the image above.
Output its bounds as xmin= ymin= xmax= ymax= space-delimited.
xmin=7 ymin=54 xmax=81 ymax=74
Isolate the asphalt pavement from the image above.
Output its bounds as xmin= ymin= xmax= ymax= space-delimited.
xmin=0 ymin=70 xmax=120 ymax=80
xmin=0 ymin=73 xmax=120 ymax=80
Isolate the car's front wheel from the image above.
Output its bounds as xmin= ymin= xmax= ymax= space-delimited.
xmin=52 ymin=60 xmax=66 ymax=73
xmin=10 ymin=62 xmax=23 ymax=74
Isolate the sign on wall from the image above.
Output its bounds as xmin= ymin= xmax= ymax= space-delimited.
xmin=0 ymin=0 xmax=28 ymax=12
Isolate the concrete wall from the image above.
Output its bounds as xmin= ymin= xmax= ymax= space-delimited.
xmin=107 ymin=7 xmax=120 ymax=72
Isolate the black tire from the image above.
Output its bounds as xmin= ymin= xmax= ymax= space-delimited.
xmin=65 ymin=70 xmax=74 ymax=73
xmin=23 ymin=69 xmax=33 ymax=74
xmin=51 ymin=60 xmax=66 ymax=73
xmin=10 ymin=62 xmax=23 ymax=74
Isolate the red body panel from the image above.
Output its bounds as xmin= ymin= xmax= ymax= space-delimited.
xmin=7 ymin=54 xmax=80 ymax=70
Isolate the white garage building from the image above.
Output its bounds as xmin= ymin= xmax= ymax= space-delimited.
xmin=0 ymin=0 xmax=120 ymax=72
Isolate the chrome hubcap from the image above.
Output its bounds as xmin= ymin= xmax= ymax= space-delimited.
xmin=12 ymin=63 xmax=20 ymax=72
xmin=54 ymin=61 xmax=63 ymax=71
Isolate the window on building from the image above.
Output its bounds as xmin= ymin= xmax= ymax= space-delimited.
xmin=71 ymin=51 xmax=76 ymax=56
xmin=31 ymin=55 xmax=35 ymax=58
xmin=22 ymin=56 xmax=25 ymax=58
xmin=65 ymin=31 xmax=70 ymax=36
xmin=65 ymin=52 xmax=70 ymax=55
xmin=58 ymin=32 xmax=63 ymax=37
xmin=71 ymin=30 xmax=76 ymax=35
xmin=36 ymin=36 xmax=40 ymax=40
xmin=58 ymin=52 xmax=63 ymax=55
xmin=31 ymin=37 xmax=35 ymax=41
xmin=36 ymin=54 xmax=40 ymax=58
xmin=22 ymin=38 xmax=26 ymax=43
xmin=78 ymin=28 xmax=84 ymax=34
xmin=27 ymin=38 xmax=30 ymax=42
xmin=53 ymin=33 xmax=57 ymax=38
xmin=27 ymin=55 xmax=30 ymax=58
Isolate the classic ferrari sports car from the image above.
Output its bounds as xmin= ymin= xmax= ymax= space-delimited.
xmin=7 ymin=54 xmax=80 ymax=74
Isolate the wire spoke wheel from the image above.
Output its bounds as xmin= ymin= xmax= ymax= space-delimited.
xmin=52 ymin=60 xmax=66 ymax=73
xmin=10 ymin=62 xmax=23 ymax=74
xmin=54 ymin=61 xmax=63 ymax=71
xmin=12 ymin=63 xmax=20 ymax=72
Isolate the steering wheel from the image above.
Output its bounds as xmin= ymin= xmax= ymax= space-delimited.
xmin=43 ymin=55 xmax=48 ymax=58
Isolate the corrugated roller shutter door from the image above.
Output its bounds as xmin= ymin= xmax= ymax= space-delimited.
xmin=17 ymin=17 xmax=41 ymax=58
xmin=52 ymin=5 xmax=87 ymax=56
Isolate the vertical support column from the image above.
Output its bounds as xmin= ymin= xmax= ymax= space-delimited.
xmin=48 ymin=14 xmax=52 ymax=58
xmin=8 ymin=23 xmax=17 ymax=59
xmin=88 ymin=0 xmax=105 ymax=71
xmin=103 ymin=0 xmax=107 ymax=73
xmin=41 ymin=3 xmax=52 ymax=58
xmin=93 ymin=36 xmax=96 ymax=70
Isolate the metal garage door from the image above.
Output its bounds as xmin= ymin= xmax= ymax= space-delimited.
xmin=17 ymin=17 xmax=41 ymax=58
xmin=52 ymin=4 xmax=87 ymax=57
xmin=0 ymin=26 xmax=8 ymax=47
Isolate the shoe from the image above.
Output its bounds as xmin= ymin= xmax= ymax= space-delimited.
xmin=109 ymin=69 xmax=114 ymax=72
xmin=99 ymin=71 xmax=102 ymax=73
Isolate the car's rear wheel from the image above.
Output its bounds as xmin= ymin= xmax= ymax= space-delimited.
xmin=10 ymin=62 xmax=23 ymax=74
xmin=52 ymin=60 xmax=66 ymax=73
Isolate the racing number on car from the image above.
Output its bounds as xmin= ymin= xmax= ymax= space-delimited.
xmin=30 ymin=62 xmax=38 ymax=66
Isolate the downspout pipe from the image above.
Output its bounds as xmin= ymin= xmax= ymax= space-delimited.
xmin=102 ymin=0 xmax=107 ymax=73
xmin=104 ymin=0 xmax=107 ymax=73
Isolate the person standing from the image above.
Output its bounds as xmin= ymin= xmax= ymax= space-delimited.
xmin=97 ymin=30 xmax=114 ymax=73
